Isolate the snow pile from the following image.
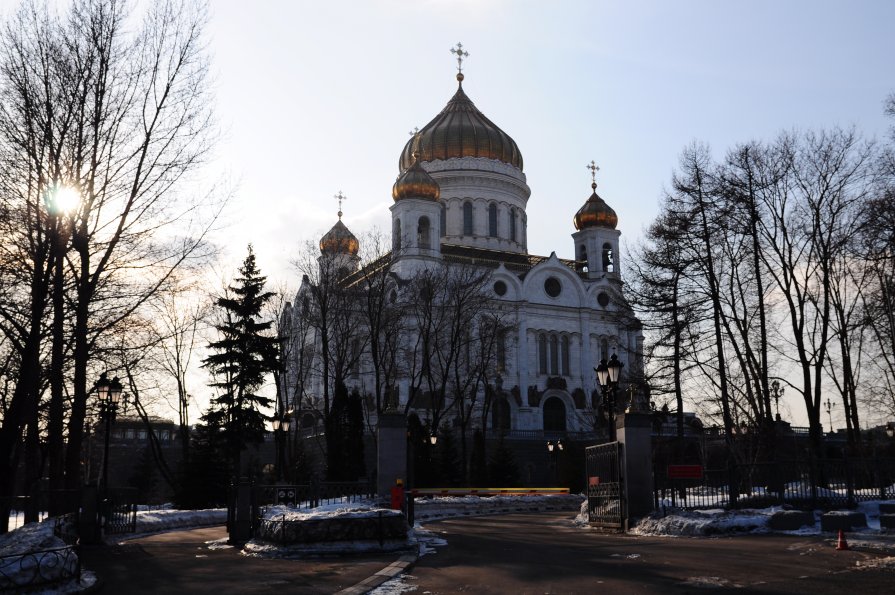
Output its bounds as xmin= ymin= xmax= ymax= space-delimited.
xmin=628 ymin=500 xmax=895 ymax=537
xmin=134 ymin=507 xmax=227 ymax=533
xmin=0 ymin=521 xmax=96 ymax=593
xmin=631 ymin=508 xmax=772 ymax=536
xmin=856 ymin=556 xmax=895 ymax=570
xmin=261 ymin=502 xmax=402 ymax=521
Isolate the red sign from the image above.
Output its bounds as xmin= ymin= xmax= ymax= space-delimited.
xmin=588 ymin=476 xmax=601 ymax=486
xmin=667 ymin=464 xmax=703 ymax=480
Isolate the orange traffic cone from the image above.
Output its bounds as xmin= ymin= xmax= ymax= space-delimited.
xmin=836 ymin=529 xmax=849 ymax=551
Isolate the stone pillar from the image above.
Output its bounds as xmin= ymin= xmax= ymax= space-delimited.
xmin=79 ymin=484 xmax=100 ymax=545
xmin=228 ymin=477 xmax=253 ymax=544
xmin=616 ymin=413 xmax=654 ymax=524
xmin=377 ymin=413 xmax=407 ymax=499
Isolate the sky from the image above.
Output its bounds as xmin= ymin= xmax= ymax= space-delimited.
xmin=2 ymin=0 xmax=891 ymax=426
xmin=201 ymin=0 xmax=895 ymax=286
xmin=196 ymin=0 xmax=895 ymax=427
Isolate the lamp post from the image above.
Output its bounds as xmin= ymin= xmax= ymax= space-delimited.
xmin=272 ymin=414 xmax=291 ymax=482
xmin=595 ymin=353 xmax=624 ymax=442
xmin=95 ymin=372 xmax=123 ymax=495
xmin=546 ymin=440 xmax=563 ymax=485
xmin=824 ymin=398 xmax=835 ymax=434
xmin=770 ymin=380 xmax=784 ymax=422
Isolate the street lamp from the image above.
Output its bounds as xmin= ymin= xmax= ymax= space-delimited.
xmin=95 ymin=372 xmax=123 ymax=495
xmin=546 ymin=440 xmax=563 ymax=485
xmin=770 ymin=380 xmax=784 ymax=421
xmin=824 ymin=398 xmax=835 ymax=434
xmin=595 ymin=353 xmax=624 ymax=442
xmin=272 ymin=414 xmax=291 ymax=482
xmin=429 ymin=432 xmax=438 ymax=446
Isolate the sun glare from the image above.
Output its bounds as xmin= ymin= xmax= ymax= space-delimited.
xmin=47 ymin=184 xmax=80 ymax=214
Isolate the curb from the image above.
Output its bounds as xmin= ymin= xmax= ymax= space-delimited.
xmin=335 ymin=551 xmax=418 ymax=595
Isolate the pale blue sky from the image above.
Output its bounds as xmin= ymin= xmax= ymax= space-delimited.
xmin=3 ymin=1 xmax=892 ymax=424
xmin=202 ymin=0 xmax=894 ymax=298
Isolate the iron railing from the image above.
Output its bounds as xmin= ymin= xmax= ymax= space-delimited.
xmin=0 ymin=544 xmax=81 ymax=593
xmin=654 ymin=457 xmax=895 ymax=512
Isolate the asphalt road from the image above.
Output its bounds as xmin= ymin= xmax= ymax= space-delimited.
xmin=408 ymin=513 xmax=895 ymax=594
xmin=79 ymin=526 xmax=395 ymax=594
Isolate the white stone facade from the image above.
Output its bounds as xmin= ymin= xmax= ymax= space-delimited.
xmin=283 ymin=81 xmax=643 ymax=441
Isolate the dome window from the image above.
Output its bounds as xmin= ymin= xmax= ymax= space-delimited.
xmin=597 ymin=292 xmax=610 ymax=308
xmin=544 ymin=277 xmax=562 ymax=298
xmin=418 ymin=216 xmax=431 ymax=250
xmin=493 ymin=280 xmax=507 ymax=296
xmin=463 ymin=202 xmax=474 ymax=235
xmin=488 ymin=203 xmax=498 ymax=237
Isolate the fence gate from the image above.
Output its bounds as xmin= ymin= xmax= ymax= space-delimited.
xmin=585 ymin=442 xmax=624 ymax=530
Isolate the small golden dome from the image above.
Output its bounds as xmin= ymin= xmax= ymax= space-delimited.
xmin=398 ymin=83 xmax=523 ymax=172
xmin=574 ymin=183 xmax=618 ymax=230
xmin=392 ymin=158 xmax=441 ymax=201
xmin=319 ymin=219 xmax=359 ymax=255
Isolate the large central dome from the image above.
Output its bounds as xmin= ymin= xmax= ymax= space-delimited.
xmin=399 ymin=78 xmax=523 ymax=172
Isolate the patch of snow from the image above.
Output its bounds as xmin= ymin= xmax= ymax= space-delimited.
xmin=856 ymin=555 xmax=895 ymax=570
xmin=0 ymin=521 xmax=91 ymax=594
xmin=205 ymin=537 xmax=234 ymax=550
xmin=631 ymin=508 xmax=773 ymax=536
xmin=261 ymin=502 xmax=402 ymax=521
xmin=133 ymin=507 xmax=227 ymax=534
xmin=369 ymin=573 xmax=418 ymax=595
xmin=681 ymin=576 xmax=737 ymax=588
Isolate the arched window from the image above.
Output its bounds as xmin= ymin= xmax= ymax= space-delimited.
xmin=538 ymin=333 xmax=547 ymax=375
xmin=440 ymin=203 xmax=446 ymax=237
xmin=602 ymin=242 xmax=614 ymax=272
xmin=549 ymin=335 xmax=559 ymax=375
xmin=463 ymin=202 xmax=474 ymax=235
xmin=600 ymin=338 xmax=609 ymax=362
xmin=543 ymin=397 xmax=567 ymax=432
xmin=488 ymin=203 xmax=498 ymax=237
xmin=393 ymin=219 xmax=402 ymax=251
xmin=509 ymin=208 xmax=517 ymax=242
xmin=522 ymin=215 xmax=528 ymax=245
xmin=492 ymin=398 xmax=511 ymax=431
xmin=561 ymin=335 xmax=570 ymax=376
xmin=418 ymin=216 xmax=431 ymax=250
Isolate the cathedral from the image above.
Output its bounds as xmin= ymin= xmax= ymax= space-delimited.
xmin=283 ymin=47 xmax=644 ymax=471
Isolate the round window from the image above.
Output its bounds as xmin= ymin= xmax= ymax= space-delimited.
xmin=494 ymin=280 xmax=507 ymax=296
xmin=544 ymin=277 xmax=562 ymax=298
xmin=597 ymin=292 xmax=609 ymax=307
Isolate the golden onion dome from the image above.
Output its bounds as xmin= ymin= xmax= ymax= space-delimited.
xmin=319 ymin=219 xmax=359 ymax=255
xmin=399 ymin=76 xmax=523 ymax=172
xmin=574 ymin=182 xmax=618 ymax=230
xmin=392 ymin=158 xmax=441 ymax=201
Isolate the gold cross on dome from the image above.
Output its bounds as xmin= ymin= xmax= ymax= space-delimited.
xmin=408 ymin=127 xmax=419 ymax=137
xmin=587 ymin=160 xmax=600 ymax=187
xmin=334 ymin=191 xmax=347 ymax=219
xmin=451 ymin=42 xmax=469 ymax=74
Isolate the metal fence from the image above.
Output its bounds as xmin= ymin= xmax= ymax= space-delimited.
xmin=654 ymin=457 xmax=895 ymax=511
xmin=0 ymin=544 xmax=81 ymax=593
xmin=585 ymin=442 xmax=625 ymax=530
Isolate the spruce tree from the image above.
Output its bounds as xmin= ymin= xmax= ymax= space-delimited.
xmin=202 ymin=245 xmax=279 ymax=477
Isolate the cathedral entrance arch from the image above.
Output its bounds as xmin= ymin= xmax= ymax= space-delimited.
xmin=542 ymin=397 xmax=567 ymax=432
xmin=491 ymin=398 xmax=511 ymax=431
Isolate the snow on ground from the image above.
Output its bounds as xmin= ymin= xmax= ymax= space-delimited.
xmin=133 ymin=507 xmax=227 ymax=534
xmin=261 ymin=502 xmax=403 ymax=522
xmin=622 ymin=499 xmax=895 ymax=538
xmin=0 ymin=521 xmax=96 ymax=594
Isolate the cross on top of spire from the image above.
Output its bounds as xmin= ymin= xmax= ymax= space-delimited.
xmin=451 ymin=42 xmax=469 ymax=82
xmin=334 ymin=190 xmax=347 ymax=219
xmin=587 ymin=160 xmax=600 ymax=189
xmin=408 ymin=128 xmax=421 ymax=160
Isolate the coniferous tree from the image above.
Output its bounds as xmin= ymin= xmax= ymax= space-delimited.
xmin=203 ymin=246 xmax=279 ymax=477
